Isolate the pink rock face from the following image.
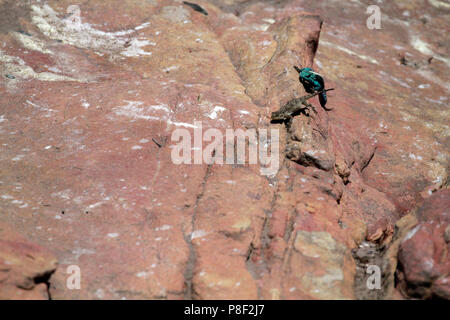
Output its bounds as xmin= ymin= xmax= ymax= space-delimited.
xmin=296 ymin=0 xmax=449 ymax=214
xmin=397 ymin=189 xmax=450 ymax=299
xmin=0 ymin=0 xmax=448 ymax=300
xmin=0 ymin=222 xmax=57 ymax=299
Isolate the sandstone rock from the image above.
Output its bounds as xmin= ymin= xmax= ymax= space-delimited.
xmin=397 ymin=189 xmax=450 ymax=299
xmin=303 ymin=0 xmax=449 ymax=214
xmin=287 ymin=116 xmax=335 ymax=171
xmin=0 ymin=221 xmax=57 ymax=299
xmin=0 ymin=0 xmax=448 ymax=300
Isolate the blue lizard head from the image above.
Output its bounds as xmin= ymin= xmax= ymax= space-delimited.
xmin=293 ymin=66 xmax=331 ymax=110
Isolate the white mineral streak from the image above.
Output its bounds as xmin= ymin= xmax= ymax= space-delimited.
xmin=30 ymin=4 xmax=152 ymax=58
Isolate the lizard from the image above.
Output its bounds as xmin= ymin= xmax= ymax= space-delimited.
xmin=270 ymin=88 xmax=335 ymax=123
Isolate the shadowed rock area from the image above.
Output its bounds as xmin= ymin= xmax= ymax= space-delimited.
xmin=0 ymin=0 xmax=448 ymax=299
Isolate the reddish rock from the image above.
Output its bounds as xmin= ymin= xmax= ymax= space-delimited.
xmin=301 ymin=0 xmax=449 ymax=214
xmin=0 ymin=0 xmax=448 ymax=300
xmin=0 ymin=221 xmax=57 ymax=299
xmin=397 ymin=189 xmax=450 ymax=299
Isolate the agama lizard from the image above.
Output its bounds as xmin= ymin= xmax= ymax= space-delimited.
xmin=271 ymin=88 xmax=335 ymax=123
xmin=294 ymin=66 xmax=332 ymax=110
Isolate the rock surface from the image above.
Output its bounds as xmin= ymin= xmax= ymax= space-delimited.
xmin=397 ymin=189 xmax=449 ymax=299
xmin=0 ymin=221 xmax=57 ymax=299
xmin=0 ymin=0 xmax=448 ymax=299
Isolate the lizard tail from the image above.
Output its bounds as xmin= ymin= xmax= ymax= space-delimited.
xmin=319 ymin=91 xmax=327 ymax=107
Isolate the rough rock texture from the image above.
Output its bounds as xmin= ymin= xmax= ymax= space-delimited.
xmin=293 ymin=0 xmax=449 ymax=215
xmin=0 ymin=0 xmax=448 ymax=299
xmin=0 ymin=221 xmax=57 ymax=299
xmin=397 ymin=189 xmax=449 ymax=299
